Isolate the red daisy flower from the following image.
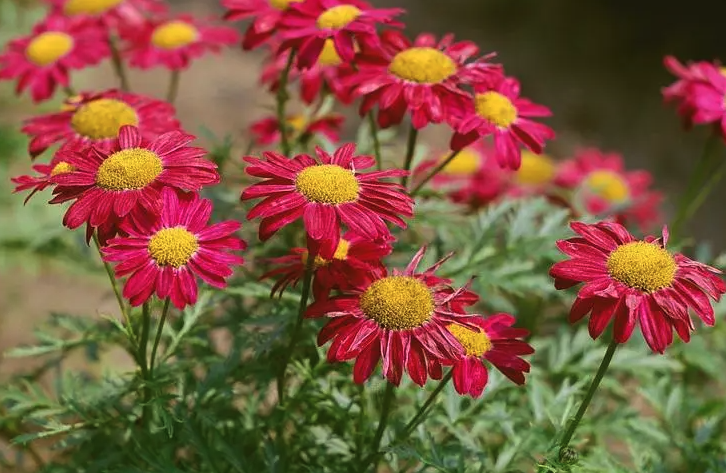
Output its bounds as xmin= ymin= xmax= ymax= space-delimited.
xmin=260 ymin=41 xmax=356 ymax=105
xmin=222 ymin=0 xmax=305 ymax=50
xmin=449 ymin=75 xmax=555 ymax=170
xmin=445 ymin=314 xmax=533 ymax=398
xmin=278 ymin=0 xmax=404 ymax=69
xmin=240 ymin=143 xmax=414 ymax=244
xmin=507 ymin=150 xmax=559 ymax=198
xmin=47 ymin=0 xmax=167 ymax=29
xmin=250 ymin=112 xmax=344 ymax=146
xmin=103 ymin=187 xmax=245 ymax=309
xmin=49 ymin=125 xmax=219 ymax=232
xmin=122 ymin=15 xmax=239 ymax=70
xmin=351 ymin=30 xmax=501 ymax=129
xmin=261 ymin=231 xmax=392 ymax=299
xmin=306 ymin=247 xmax=481 ymax=386
xmin=0 ymin=16 xmax=110 ymax=103
xmin=22 ymin=89 xmax=180 ymax=158
xmin=12 ymin=157 xmax=76 ymax=203
xmin=555 ymin=148 xmax=662 ymax=232
xmin=550 ymin=221 xmax=726 ymax=353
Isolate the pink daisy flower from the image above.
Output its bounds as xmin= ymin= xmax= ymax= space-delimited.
xmin=249 ymin=112 xmax=344 ymax=146
xmin=240 ymin=143 xmax=414 ymax=244
xmin=550 ymin=221 xmax=726 ymax=353
xmin=278 ymin=0 xmax=404 ymax=69
xmin=555 ymin=148 xmax=662 ymax=232
xmin=449 ymin=75 xmax=555 ymax=170
xmin=46 ymin=0 xmax=167 ymax=29
xmin=22 ymin=89 xmax=180 ymax=158
xmin=306 ymin=247 xmax=480 ymax=386
xmin=351 ymin=30 xmax=501 ymax=129
xmin=12 ymin=157 xmax=76 ymax=203
xmin=0 ymin=16 xmax=110 ymax=103
xmin=222 ymin=0 xmax=304 ymax=51
xmin=445 ymin=314 xmax=533 ymax=398
xmin=122 ymin=14 xmax=239 ymax=70
xmin=49 ymin=125 xmax=219 ymax=232
xmin=103 ymin=187 xmax=245 ymax=309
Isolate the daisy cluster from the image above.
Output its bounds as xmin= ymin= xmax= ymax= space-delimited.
xmin=3 ymin=0 xmax=725 ymax=403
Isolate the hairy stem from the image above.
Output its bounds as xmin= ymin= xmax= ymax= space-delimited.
xmin=276 ymin=50 xmax=297 ymax=156
xmin=410 ymin=149 xmax=462 ymax=197
xmin=93 ymin=234 xmax=132 ymax=337
xmin=149 ymin=298 xmax=171 ymax=378
xmin=401 ymin=125 xmax=419 ymax=188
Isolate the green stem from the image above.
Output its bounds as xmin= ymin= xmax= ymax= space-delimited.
xmin=367 ymin=112 xmax=383 ymax=171
xmin=93 ymin=234 xmax=132 ymax=337
xmin=365 ymin=382 xmax=396 ymax=472
xmin=149 ymin=298 xmax=171 ymax=378
xmin=355 ymin=383 xmax=367 ymax=462
xmin=109 ymin=37 xmax=130 ymax=92
xmin=410 ymin=149 xmax=462 ymax=197
xmin=276 ymin=50 xmax=297 ymax=156
xmin=670 ymin=132 xmax=721 ymax=240
xmin=166 ymin=70 xmax=180 ymax=104
xmin=276 ymin=255 xmax=314 ymax=404
xmin=139 ymin=302 xmax=152 ymax=424
xmin=558 ymin=338 xmax=618 ymax=449
xmin=400 ymin=125 xmax=419 ymax=188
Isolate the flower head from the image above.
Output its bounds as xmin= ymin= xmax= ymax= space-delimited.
xmin=449 ymin=75 xmax=555 ymax=170
xmin=122 ymin=15 xmax=239 ymax=70
xmin=307 ymin=247 xmax=480 ymax=386
xmin=103 ymin=187 xmax=245 ymax=308
xmin=278 ymin=0 xmax=404 ymax=69
xmin=445 ymin=314 xmax=533 ymax=398
xmin=49 ymin=125 xmax=219 ymax=232
xmin=351 ymin=30 xmax=501 ymax=129
xmin=555 ymin=148 xmax=662 ymax=232
xmin=12 ymin=156 xmax=76 ymax=203
xmin=509 ymin=150 xmax=558 ymax=196
xmin=22 ymin=89 xmax=180 ymax=158
xmin=241 ymin=143 xmax=414 ymax=244
xmin=47 ymin=0 xmax=167 ymax=29
xmin=222 ymin=0 xmax=304 ymax=50
xmin=250 ymin=113 xmax=344 ymax=146
xmin=0 ymin=16 xmax=110 ymax=102
xmin=550 ymin=221 xmax=726 ymax=353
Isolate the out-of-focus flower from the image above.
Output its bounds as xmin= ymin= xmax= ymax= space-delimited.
xmin=47 ymin=0 xmax=167 ymax=29
xmin=249 ymin=113 xmax=344 ymax=145
xmin=12 ymin=158 xmax=76 ymax=203
xmin=222 ymin=0 xmax=304 ymax=51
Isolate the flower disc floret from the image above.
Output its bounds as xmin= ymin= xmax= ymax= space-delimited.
xmin=607 ymin=241 xmax=677 ymax=292
xmin=585 ymin=170 xmax=629 ymax=202
xmin=302 ymin=238 xmax=350 ymax=267
xmin=318 ymin=39 xmax=342 ymax=66
xmin=316 ymin=5 xmax=361 ymax=29
xmin=388 ymin=47 xmax=457 ymax=84
xmin=148 ymin=227 xmax=199 ymax=268
xmin=360 ymin=276 xmax=434 ymax=331
xmin=50 ymin=161 xmax=74 ymax=176
xmin=270 ymin=0 xmax=303 ymax=10
xmin=441 ymin=148 xmax=480 ymax=175
xmin=95 ymin=148 xmax=163 ymax=190
xmin=63 ymin=0 xmax=123 ymax=14
xmin=25 ymin=32 xmax=74 ymax=66
xmin=71 ymin=99 xmax=139 ymax=139
xmin=516 ymin=152 xmax=555 ymax=185
xmin=295 ymin=164 xmax=359 ymax=204
xmin=475 ymin=91 xmax=518 ymax=128
xmin=151 ymin=21 xmax=199 ymax=49
xmin=448 ymin=324 xmax=492 ymax=357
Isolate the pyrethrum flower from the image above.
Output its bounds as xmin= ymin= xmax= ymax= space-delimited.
xmin=0 ymin=16 xmax=110 ymax=102
xmin=222 ymin=0 xmax=303 ymax=50
xmin=445 ymin=314 xmax=533 ymax=398
xmin=22 ymin=89 xmax=180 ymax=158
xmin=555 ymin=148 xmax=662 ymax=232
xmin=261 ymin=231 xmax=392 ymax=299
xmin=122 ymin=15 xmax=239 ymax=70
xmin=12 ymin=157 xmax=76 ymax=203
xmin=278 ymin=0 xmax=404 ymax=69
xmin=306 ymin=247 xmax=480 ymax=386
xmin=241 ymin=143 xmax=414 ymax=243
xmin=50 ymin=125 xmax=219 ymax=231
xmin=351 ymin=30 xmax=501 ymax=129
xmin=550 ymin=221 xmax=726 ymax=353
xmin=508 ymin=150 xmax=558 ymax=197
xmin=449 ymin=75 xmax=555 ymax=170
xmin=47 ymin=0 xmax=167 ymax=28
xmin=103 ymin=187 xmax=245 ymax=308
xmin=250 ymin=113 xmax=344 ymax=146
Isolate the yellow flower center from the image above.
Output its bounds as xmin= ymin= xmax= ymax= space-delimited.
xmin=474 ymin=91 xmax=518 ymax=128
xmin=95 ymin=148 xmax=163 ymax=191
xmin=720 ymin=67 xmax=726 ymax=77
xmin=50 ymin=161 xmax=75 ymax=176
xmin=63 ymin=0 xmax=124 ymax=15
xmin=25 ymin=32 xmax=74 ymax=66
xmin=515 ymin=151 xmax=556 ymax=185
xmin=286 ymin=115 xmax=308 ymax=132
xmin=584 ymin=170 xmax=629 ymax=203
xmin=151 ymin=21 xmax=199 ymax=50
xmin=318 ymin=39 xmax=342 ymax=66
xmin=70 ymin=99 xmax=139 ymax=140
xmin=269 ymin=0 xmax=303 ymax=10
xmin=295 ymin=164 xmax=359 ymax=204
xmin=360 ymin=276 xmax=434 ymax=331
xmin=607 ymin=241 xmax=677 ymax=292
xmin=447 ymin=324 xmax=492 ymax=357
xmin=388 ymin=47 xmax=457 ymax=84
xmin=148 ymin=227 xmax=199 ymax=268
xmin=439 ymin=148 xmax=480 ymax=176
xmin=301 ymin=238 xmax=350 ymax=267
xmin=316 ymin=5 xmax=361 ymax=29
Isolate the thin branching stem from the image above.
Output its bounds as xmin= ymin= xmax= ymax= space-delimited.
xmin=410 ymin=149 xmax=462 ymax=197
xmin=401 ymin=125 xmax=419 ymax=188
xmin=368 ymin=112 xmax=383 ymax=171
xmin=166 ymin=70 xmax=181 ymax=104
xmin=109 ymin=37 xmax=130 ymax=92
xmin=149 ymin=298 xmax=171 ymax=378
xmin=276 ymin=50 xmax=297 ymax=156
xmin=93 ymin=233 xmax=132 ymax=337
